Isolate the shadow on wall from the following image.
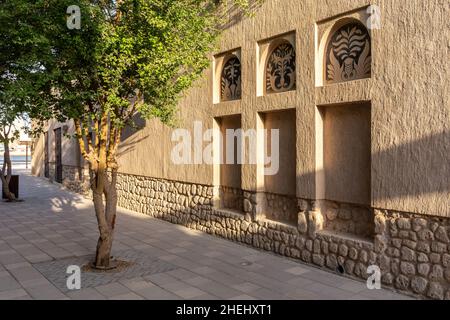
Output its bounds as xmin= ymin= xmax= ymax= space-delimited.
xmin=298 ymin=130 xmax=449 ymax=214
xmin=116 ymin=113 xmax=149 ymax=158
xmin=121 ymin=113 xmax=147 ymax=142
xmin=371 ymin=129 xmax=449 ymax=201
xmin=118 ymin=122 xmax=449 ymax=209
xmin=218 ymin=0 xmax=263 ymax=30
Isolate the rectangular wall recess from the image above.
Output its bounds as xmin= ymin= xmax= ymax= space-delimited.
xmin=316 ymin=102 xmax=374 ymax=238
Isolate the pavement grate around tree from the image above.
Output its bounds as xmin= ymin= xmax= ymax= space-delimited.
xmin=32 ymin=249 xmax=179 ymax=292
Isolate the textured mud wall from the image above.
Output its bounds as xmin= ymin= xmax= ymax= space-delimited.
xmin=322 ymin=102 xmax=371 ymax=205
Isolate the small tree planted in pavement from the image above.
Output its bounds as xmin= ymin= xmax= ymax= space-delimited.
xmin=32 ymin=0 xmax=258 ymax=268
xmin=0 ymin=101 xmax=27 ymax=201
xmin=0 ymin=0 xmax=49 ymax=201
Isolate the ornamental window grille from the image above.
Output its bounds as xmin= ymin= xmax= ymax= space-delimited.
xmin=221 ymin=55 xmax=242 ymax=101
xmin=265 ymin=42 xmax=296 ymax=94
xmin=325 ymin=21 xmax=371 ymax=84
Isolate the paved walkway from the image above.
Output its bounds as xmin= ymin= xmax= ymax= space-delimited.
xmin=0 ymin=170 xmax=414 ymax=300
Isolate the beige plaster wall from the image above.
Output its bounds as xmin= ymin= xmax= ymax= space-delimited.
xmin=321 ymin=102 xmax=371 ymax=205
xmin=33 ymin=0 xmax=450 ymax=217
xmin=219 ymin=114 xmax=242 ymax=188
xmin=32 ymin=119 xmax=82 ymax=177
xmin=263 ymin=109 xmax=297 ymax=196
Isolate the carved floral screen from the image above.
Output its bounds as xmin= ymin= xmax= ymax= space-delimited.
xmin=325 ymin=22 xmax=371 ymax=84
xmin=265 ymin=42 xmax=296 ymax=94
xmin=221 ymin=55 xmax=242 ymax=101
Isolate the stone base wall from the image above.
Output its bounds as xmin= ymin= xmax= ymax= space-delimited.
xmin=322 ymin=200 xmax=374 ymax=239
xmin=264 ymin=192 xmax=298 ymax=225
xmin=48 ymin=162 xmax=55 ymax=182
xmin=47 ymin=164 xmax=90 ymax=196
xmin=62 ymin=165 xmax=90 ymax=196
xmin=58 ymin=171 xmax=450 ymax=300
xmin=219 ymin=186 xmax=244 ymax=212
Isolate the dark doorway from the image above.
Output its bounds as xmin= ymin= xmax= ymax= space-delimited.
xmin=54 ymin=128 xmax=62 ymax=183
xmin=44 ymin=132 xmax=49 ymax=178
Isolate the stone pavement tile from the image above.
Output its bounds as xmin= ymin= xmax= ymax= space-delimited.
xmin=196 ymin=280 xmax=244 ymax=299
xmin=191 ymin=266 xmax=218 ymax=275
xmin=238 ymin=271 xmax=290 ymax=294
xmin=94 ymin=283 xmax=130 ymax=297
xmin=184 ymin=276 xmax=213 ymax=287
xmin=251 ymin=287 xmax=291 ymax=300
xmin=5 ymin=237 xmax=29 ymax=246
xmin=144 ymin=272 xmax=180 ymax=286
xmin=12 ymin=294 xmax=33 ymax=300
xmin=172 ymin=287 xmax=208 ymax=299
xmin=302 ymin=282 xmax=355 ymax=300
xmin=25 ymin=284 xmax=68 ymax=300
xmin=356 ymin=287 xmax=414 ymax=300
xmin=227 ymin=294 xmax=257 ymax=300
xmin=0 ymin=252 xmax=27 ymax=265
xmin=7 ymin=266 xmax=46 ymax=285
xmin=0 ymin=274 xmax=22 ymax=292
xmin=300 ymin=269 xmax=349 ymax=287
xmin=133 ymin=285 xmax=181 ymax=300
xmin=24 ymin=253 xmax=53 ymax=263
xmin=168 ymin=247 xmax=188 ymax=254
xmin=204 ymin=271 xmax=248 ymax=287
xmin=42 ymin=247 xmax=73 ymax=259
xmin=158 ymin=280 xmax=188 ymax=292
xmin=0 ymin=288 xmax=29 ymax=300
xmin=4 ymin=261 xmax=31 ymax=270
xmin=66 ymin=288 xmax=107 ymax=300
xmin=255 ymin=266 xmax=297 ymax=283
xmin=231 ymin=282 xmax=261 ymax=294
xmin=337 ymin=279 xmax=368 ymax=293
xmin=0 ymin=244 xmax=12 ymax=253
xmin=20 ymin=277 xmax=52 ymax=289
xmin=166 ymin=268 xmax=200 ymax=281
xmin=284 ymin=266 xmax=310 ymax=276
xmin=119 ymin=277 xmax=155 ymax=291
xmin=191 ymin=294 xmax=220 ymax=300
xmin=203 ymin=251 xmax=225 ymax=258
xmin=285 ymin=288 xmax=325 ymax=300
xmin=287 ymin=276 xmax=315 ymax=287
xmin=347 ymin=294 xmax=375 ymax=300
xmin=109 ymin=292 xmax=144 ymax=300
xmin=13 ymin=245 xmax=44 ymax=257
xmin=167 ymin=257 xmax=201 ymax=270
xmin=132 ymin=244 xmax=153 ymax=251
xmin=174 ymin=241 xmax=195 ymax=248
xmin=111 ymin=243 xmax=131 ymax=251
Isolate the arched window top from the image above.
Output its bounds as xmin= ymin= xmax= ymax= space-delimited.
xmin=325 ymin=20 xmax=371 ymax=84
xmin=221 ymin=54 xmax=241 ymax=101
xmin=265 ymin=41 xmax=296 ymax=94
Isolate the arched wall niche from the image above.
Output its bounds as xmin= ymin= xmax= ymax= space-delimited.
xmin=264 ymin=39 xmax=296 ymax=94
xmin=213 ymin=48 xmax=241 ymax=104
xmin=319 ymin=17 xmax=372 ymax=85
xmin=257 ymin=32 xmax=296 ymax=96
xmin=220 ymin=54 xmax=242 ymax=102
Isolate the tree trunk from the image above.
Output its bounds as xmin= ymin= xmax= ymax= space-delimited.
xmin=1 ymin=141 xmax=16 ymax=201
xmin=92 ymin=169 xmax=118 ymax=269
xmin=75 ymin=115 xmax=120 ymax=269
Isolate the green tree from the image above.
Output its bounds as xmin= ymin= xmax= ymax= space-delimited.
xmin=0 ymin=0 xmax=49 ymax=201
xmin=0 ymin=101 xmax=23 ymax=201
xmin=32 ymin=0 xmax=258 ymax=268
